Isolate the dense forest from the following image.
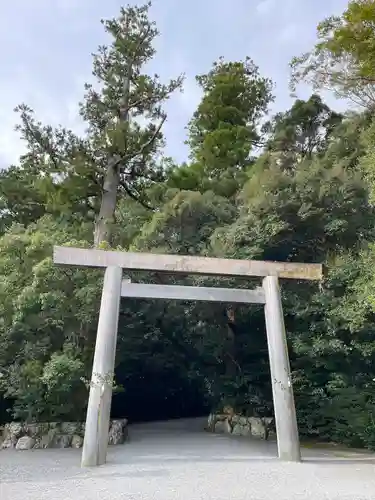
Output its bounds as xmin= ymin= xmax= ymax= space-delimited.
xmin=2 ymin=0 xmax=375 ymax=450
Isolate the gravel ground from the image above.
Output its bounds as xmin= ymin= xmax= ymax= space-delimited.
xmin=1 ymin=417 xmax=375 ymax=500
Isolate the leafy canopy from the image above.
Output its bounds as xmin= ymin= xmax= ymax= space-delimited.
xmin=290 ymin=0 xmax=375 ymax=108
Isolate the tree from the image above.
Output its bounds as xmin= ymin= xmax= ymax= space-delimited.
xmin=359 ymin=116 xmax=375 ymax=203
xmin=83 ymin=2 xmax=184 ymax=246
xmin=0 ymin=216 xmax=99 ymax=421
xmin=0 ymin=165 xmax=47 ymax=234
xmin=13 ymin=105 xmax=100 ymax=223
xmin=12 ymin=2 xmax=184 ymax=247
xmin=290 ymin=0 xmax=375 ymax=108
xmin=132 ymin=189 xmax=237 ymax=255
xmin=322 ymin=111 xmax=373 ymax=171
xmin=263 ymin=94 xmax=342 ymax=172
xmin=212 ymin=158 xmax=373 ymax=264
xmin=208 ymin=127 xmax=375 ymax=443
xmin=167 ymin=57 xmax=273 ymax=198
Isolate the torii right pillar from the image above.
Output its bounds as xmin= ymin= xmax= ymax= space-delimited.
xmin=263 ymin=275 xmax=301 ymax=462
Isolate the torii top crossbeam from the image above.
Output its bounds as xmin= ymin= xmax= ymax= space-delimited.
xmin=53 ymin=246 xmax=323 ymax=281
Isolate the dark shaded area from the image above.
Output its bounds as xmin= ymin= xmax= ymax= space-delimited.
xmin=110 ymin=305 xmax=273 ymax=424
xmin=111 ymin=365 xmax=210 ymax=423
xmin=0 ymin=395 xmax=13 ymax=424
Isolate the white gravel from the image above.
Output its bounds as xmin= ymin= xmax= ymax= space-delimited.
xmin=1 ymin=417 xmax=375 ymax=500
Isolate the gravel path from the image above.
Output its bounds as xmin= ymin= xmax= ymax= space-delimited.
xmin=1 ymin=417 xmax=375 ymax=499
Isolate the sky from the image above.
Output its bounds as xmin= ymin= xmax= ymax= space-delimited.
xmin=0 ymin=0 xmax=350 ymax=167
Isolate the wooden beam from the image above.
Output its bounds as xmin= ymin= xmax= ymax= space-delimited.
xmin=53 ymin=246 xmax=323 ymax=280
xmin=121 ymin=282 xmax=266 ymax=304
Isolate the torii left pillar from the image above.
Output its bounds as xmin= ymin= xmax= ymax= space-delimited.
xmin=81 ymin=266 xmax=122 ymax=467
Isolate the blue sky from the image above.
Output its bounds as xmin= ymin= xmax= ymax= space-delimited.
xmin=0 ymin=0 xmax=350 ymax=167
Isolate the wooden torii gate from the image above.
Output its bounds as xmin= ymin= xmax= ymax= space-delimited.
xmin=53 ymin=246 xmax=322 ymax=468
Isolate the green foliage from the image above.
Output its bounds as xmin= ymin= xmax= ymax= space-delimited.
xmin=189 ymin=57 xmax=273 ymax=157
xmin=7 ymin=2 xmax=184 ymax=250
xmin=211 ymin=159 xmax=373 ymax=264
xmin=290 ymin=0 xmax=375 ymax=108
xmin=0 ymin=216 xmax=101 ymax=421
xmin=169 ymin=57 xmax=273 ymax=198
xmin=0 ymin=165 xmax=47 ymax=234
xmin=133 ymin=190 xmax=237 ymax=255
xmin=2 ymin=352 xmax=85 ymax=422
xmin=359 ymin=117 xmax=375 ymax=204
xmin=263 ymin=94 xmax=343 ymax=171
xmin=287 ymin=252 xmax=375 ymax=447
xmin=80 ymin=2 xmax=184 ymax=207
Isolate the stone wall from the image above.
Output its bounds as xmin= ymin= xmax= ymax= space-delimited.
xmin=207 ymin=412 xmax=274 ymax=440
xmin=0 ymin=419 xmax=128 ymax=450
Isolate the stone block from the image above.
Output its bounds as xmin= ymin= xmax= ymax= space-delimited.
xmin=71 ymin=435 xmax=83 ymax=449
xmin=0 ymin=419 xmax=129 ymax=450
xmin=1 ymin=437 xmax=15 ymax=449
xmin=209 ymin=413 xmax=273 ymax=440
xmin=249 ymin=417 xmax=267 ymax=439
xmin=53 ymin=434 xmax=72 ymax=448
xmin=34 ymin=429 xmax=57 ymax=449
xmin=61 ymin=422 xmax=81 ymax=436
xmin=108 ymin=419 xmax=128 ymax=445
xmin=25 ymin=423 xmax=49 ymax=437
xmin=214 ymin=419 xmax=232 ymax=434
xmin=207 ymin=413 xmax=215 ymax=431
xmin=4 ymin=422 xmax=23 ymax=441
xmin=16 ymin=436 xmax=35 ymax=450
xmin=232 ymin=424 xmax=252 ymax=437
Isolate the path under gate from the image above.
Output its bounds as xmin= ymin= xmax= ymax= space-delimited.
xmin=1 ymin=418 xmax=375 ymax=500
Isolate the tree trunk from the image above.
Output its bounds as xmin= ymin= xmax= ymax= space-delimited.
xmin=93 ymin=69 xmax=130 ymax=248
xmin=224 ymin=307 xmax=240 ymax=377
xmin=94 ymin=162 xmax=120 ymax=247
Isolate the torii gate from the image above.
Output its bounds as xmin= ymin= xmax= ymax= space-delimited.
xmin=53 ymin=246 xmax=322 ymax=467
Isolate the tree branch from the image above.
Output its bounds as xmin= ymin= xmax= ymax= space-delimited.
xmin=136 ymin=115 xmax=166 ymax=159
xmin=23 ymin=121 xmax=60 ymax=171
xmin=120 ymin=181 xmax=155 ymax=210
